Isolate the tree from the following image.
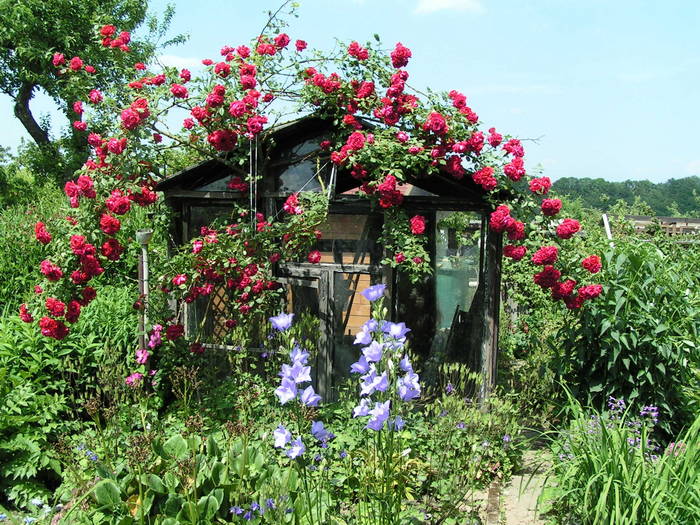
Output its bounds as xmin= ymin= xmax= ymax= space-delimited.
xmin=0 ymin=0 xmax=176 ymax=180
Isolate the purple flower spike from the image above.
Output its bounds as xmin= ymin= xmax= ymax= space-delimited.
xmin=286 ymin=437 xmax=305 ymax=459
xmin=360 ymin=283 xmax=386 ymax=302
xmin=275 ymin=377 xmax=298 ymax=404
xmin=300 ymin=385 xmax=321 ymax=407
xmin=366 ymin=400 xmax=391 ymax=431
xmin=269 ymin=312 xmax=294 ymax=332
xmin=273 ymin=425 xmax=292 ymax=448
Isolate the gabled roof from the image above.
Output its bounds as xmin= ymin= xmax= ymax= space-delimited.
xmin=155 ymin=115 xmax=505 ymax=207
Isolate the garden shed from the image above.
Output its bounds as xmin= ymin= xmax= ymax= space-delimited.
xmin=156 ymin=116 xmax=503 ymax=399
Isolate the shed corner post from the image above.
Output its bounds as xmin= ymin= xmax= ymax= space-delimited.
xmin=479 ymin=227 xmax=503 ymax=408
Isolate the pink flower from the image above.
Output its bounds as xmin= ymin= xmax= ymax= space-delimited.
xmin=88 ymin=89 xmax=103 ymax=104
xmin=120 ymin=108 xmax=141 ymax=130
xmin=307 ymin=250 xmax=322 ymax=264
xmin=135 ymin=348 xmax=150 ymax=364
xmin=172 ymin=274 xmax=187 ymax=286
xmin=69 ymin=56 xmax=83 ymax=71
xmin=346 ymin=131 xmax=365 ymax=150
xmin=52 ymin=53 xmax=65 ymax=66
xmin=503 ymin=157 xmax=526 ymax=181
xmin=503 ymin=138 xmax=524 ymax=157
xmin=214 ymin=61 xmax=231 ymax=77
xmin=295 ymin=39 xmax=307 ymax=51
xmin=410 ymin=215 xmax=426 ymax=235
xmin=72 ymin=121 xmax=87 ymax=131
xmin=125 ymin=372 xmax=144 ymax=387
xmin=73 ymin=101 xmax=84 ymax=114
xmin=395 ymin=252 xmax=406 ymax=263
xmin=283 ymin=193 xmax=303 ymax=215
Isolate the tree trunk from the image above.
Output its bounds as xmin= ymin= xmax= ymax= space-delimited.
xmin=13 ymin=83 xmax=51 ymax=146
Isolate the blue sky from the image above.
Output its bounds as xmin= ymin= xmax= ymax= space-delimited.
xmin=1 ymin=0 xmax=698 ymax=183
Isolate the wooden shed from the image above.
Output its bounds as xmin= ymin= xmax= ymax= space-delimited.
xmin=155 ymin=116 xmax=503 ymax=399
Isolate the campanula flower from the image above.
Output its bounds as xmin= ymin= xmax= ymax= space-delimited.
xmin=300 ymin=385 xmax=321 ymax=407
xmin=269 ymin=312 xmax=294 ymax=331
xmin=366 ymin=401 xmax=391 ymax=431
xmin=286 ymin=437 xmax=305 ymax=459
xmin=360 ymin=283 xmax=386 ymax=302
xmin=274 ymin=425 xmax=292 ymax=448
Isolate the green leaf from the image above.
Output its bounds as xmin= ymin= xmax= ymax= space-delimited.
xmin=94 ymin=479 xmax=122 ymax=508
xmin=145 ymin=473 xmax=166 ymax=494
xmin=196 ymin=494 xmax=219 ymax=521
xmin=163 ymin=434 xmax=188 ymax=460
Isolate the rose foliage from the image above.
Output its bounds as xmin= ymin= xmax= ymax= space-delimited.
xmin=21 ymin=8 xmax=601 ymax=384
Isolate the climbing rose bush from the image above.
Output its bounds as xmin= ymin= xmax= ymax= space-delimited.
xmin=22 ymin=11 xmax=601 ymax=373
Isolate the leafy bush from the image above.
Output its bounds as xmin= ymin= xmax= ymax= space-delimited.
xmin=556 ymin=240 xmax=700 ymax=436
xmin=544 ymin=395 xmax=700 ymax=524
xmin=0 ymin=285 xmax=137 ymax=506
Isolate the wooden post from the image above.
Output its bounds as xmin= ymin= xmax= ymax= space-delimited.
xmin=479 ymin=226 xmax=502 ymax=405
xmin=317 ymin=271 xmax=334 ymax=400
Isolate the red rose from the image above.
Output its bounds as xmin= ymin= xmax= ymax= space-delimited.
xmin=503 ymin=138 xmax=524 ymax=157
xmin=52 ymin=53 xmax=65 ymax=66
xmin=105 ymin=190 xmax=131 ymax=215
xmin=348 ymin=41 xmax=369 ymax=60
xmin=532 ymin=246 xmax=558 ymax=266
xmin=69 ymin=56 xmax=83 ymax=71
xmin=410 ymin=215 xmax=426 ymax=235
xmin=307 ymin=250 xmax=322 ymax=264
xmin=395 ymin=252 xmax=406 ymax=263
xmin=100 ymin=214 xmax=121 ymax=235
xmin=189 ymin=342 xmax=205 ymax=354
xmin=581 ymin=255 xmax=602 ymax=274
xmin=503 ymin=245 xmax=527 ymax=261
xmin=101 ymin=238 xmax=124 ymax=261
xmin=489 ymin=205 xmax=513 ymax=233
xmin=533 ymin=265 xmax=561 ymax=289
xmin=541 ymin=198 xmax=562 ymax=217
xmin=578 ymin=284 xmax=603 ymax=300
xmin=529 ymin=176 xmax=551 ymax=195
xmin=390 ymin=42 xmax=412 ymax=68
xmin=506 ymin=220 xmax=525 ymax=241
xmin=551 ymin=279 xmax=577 ymax=300
xmin=39 ymin=317 xmax=69 ymax=340
xmin=79 ymin=287 xmax=97 ymax=306
xmin=19 ymin=304 xmax=33 ymax=323
xmin=65 ymin=300 xmax=81 ymax=323
xmin=120 ymin=108 xmax=140 ymax=130
xmin=274 ymin=33 xmax=290 ymax=48
xmin=40 ymin=260 xmax=63 ymax=281
xmin=170 ymin=84 xmax=188 ymax=98
xmin=487 ymin=127 xmax=503 ymax=147
xmin=214 ymin=62 xmax=231 ymax=77
xmin=295 ymin=39 xmax=307 ymax=51
xmin=34 ymin=221 xmax=51 ymax=244
xmin=45 ymin=297 xmax=66 ymax=317
xmin=503 ymin=157 xmax=526 ymax=181
xmin=346 ymin=131 xmax=365 ymax=151
xmin=423 ymin=112 xmax=448 ymax=135
xmin=207 ymin=129 xmax=238 ymax=151
xmin=556 ymin=218 xmax=581 ymax=239
xmin=472 ymin=166 xmax=497 ymax=191
xmin=165 ymin=324 xmax=184 ymax=340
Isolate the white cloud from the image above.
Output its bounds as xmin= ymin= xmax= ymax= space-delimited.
xmin=157 ymin=54 xmax=202 ymax=70
xmin=414 ymin=0 xmax=484 ymax=14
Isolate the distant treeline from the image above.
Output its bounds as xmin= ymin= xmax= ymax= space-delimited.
xmin=552 ymin=176 xmax=700 ymax=217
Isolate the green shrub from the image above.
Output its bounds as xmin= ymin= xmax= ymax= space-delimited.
xmin=0 ymin=285 xmax=138 ymax=506
xmin=556 ymin=240 xmax=700 ymax=437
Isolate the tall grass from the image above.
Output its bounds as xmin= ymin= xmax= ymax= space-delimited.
xmin=546 ymin=394 xmax=700 ymax=524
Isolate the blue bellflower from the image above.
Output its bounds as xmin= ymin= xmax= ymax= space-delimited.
xmin=360 ymin=284 xmax=386 ymax=302
xmin=269 ymin=312 xmax=294 ymax=332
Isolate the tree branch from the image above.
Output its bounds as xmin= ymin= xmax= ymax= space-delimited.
xmin=13 ymin=83 xmax=51 ymax=146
